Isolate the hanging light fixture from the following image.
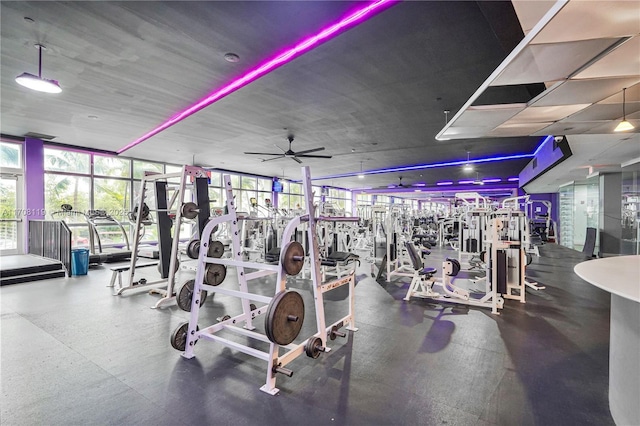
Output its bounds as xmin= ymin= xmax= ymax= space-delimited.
xmin=473 ymin=172 xmax=484 ymax=185
xmin=463 ymin=151 xmax=474 ymax=172
xmin=15 ymin=44 xmax=62 ymax=94
xmin=614 ymin=87 xmax=634 ymax=132
xmin=358 ymin=161 xmax=365 ymax=179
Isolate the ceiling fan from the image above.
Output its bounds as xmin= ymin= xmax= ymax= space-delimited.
xmin=244 ymin=135 xmax=332 ymax=164
xmin=385 ymin=176 xmax=409 ymax=189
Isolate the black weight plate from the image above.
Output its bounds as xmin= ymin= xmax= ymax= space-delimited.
xmin=208 ymin=240 xmax=225 ymax=258
xmin=170 ymin=322 xmax=198 ymax=351
xmin=176 ymin=279 xmax=208 ymax=312
xmin=181 ymin=202 xmax=199 ymax=219
xmin=205 ymin=263 xmax=226 ymax=286
xmin=305 ymin=336 xmax=323 ymax=359
xmin=264 ymin=290 xmax=305 ymax=345
xmin=526 ymin=253 xmax=533 ymax=266
xmin=281 ymin=241 xmax=304 ymax=276
xmin=186 ymin=240 xmax=200 ymax=259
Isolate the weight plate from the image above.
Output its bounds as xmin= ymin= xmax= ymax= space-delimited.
xmin=208 ymin=240 xmax=225 ymax=258
xmin=176 ymin=279 xmax=208 ymax=312
xmin=181 ymin=202 xmax=199 ymax=220
xmin=204 ymin=263 xmax=227 ymax=286
xmin=305 ymin=336 xmax=323 ymax=359
xmin=526 ymin=253 xmax=533 ymax=266
xmin=186 ymin=239 xmax=200 ymax=259
xmin=281 ymin=241 xmax=304 ymax=276
xmin=264 ymin=290 xmax=305 ymax=345
xmin=170 ymin=322 xmax=198 ymax=351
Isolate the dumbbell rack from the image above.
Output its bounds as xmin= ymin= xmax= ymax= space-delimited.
xmin=175 ymin=167 xmax=359 ymax=395
xmin=117 ymin=165 xmax=207 ymax=308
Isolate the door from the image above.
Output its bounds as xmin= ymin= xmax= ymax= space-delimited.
xmin=0 ymin=174 xmax=23 ymax=255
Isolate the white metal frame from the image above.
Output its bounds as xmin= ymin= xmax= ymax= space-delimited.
xmin=0 ymin=172 xmax=24 ymax=255
xmin=115 ymin=165 xmax=205 ymax=308
xmin=181 ymin=167 xmax=359 ymax=395
xmin=403 ymin=244 xmax=504 ymax=314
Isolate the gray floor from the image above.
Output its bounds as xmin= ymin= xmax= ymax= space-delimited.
xmin=1 ymin=244 xmax=613 ymax=426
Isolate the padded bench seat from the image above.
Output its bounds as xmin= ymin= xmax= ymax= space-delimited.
xmin=419 ymin=267 xmax=437 ymax=276
xmin=321 ymin=251 xmax=360 ymax=267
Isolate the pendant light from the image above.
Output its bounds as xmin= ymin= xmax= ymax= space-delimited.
xmin=463 ymin=151 xmax=474 ymax=172
xmin=358 ymin=161 xmax=365 ymax=179
xmin=15 ymin=44 xmax=62 ymax=94
xmin=614 ymin=88 xmax=634 ymax=132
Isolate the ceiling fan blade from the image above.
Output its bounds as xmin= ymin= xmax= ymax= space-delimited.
xmin=295 ymin=154 xmax=333 ymax=159
xmin=274 ymin=143 xmax=287 ymax=153
xmin=260 ymin=155 xmax=286 ymax=162
xmin=245 ymin=151 xmax=281 ymax=155
xmin=291 ymin=156 xmax=303 ymax=164
xmin=293 ymin=147 xmax=325 ymax=155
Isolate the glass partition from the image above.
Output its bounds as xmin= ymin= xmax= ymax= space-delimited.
xmin=622 ymin=169 xmax=640 ymax=254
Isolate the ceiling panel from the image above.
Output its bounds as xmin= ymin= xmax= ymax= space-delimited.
xmin=531 ymin=1 xmax=640 ymax=44
xmin=508 ymin=104 xmax=590 ymax=123
xmin=584 ymin=120 xmax=640 ymax=134
xmin=532 ymin=121 xmax=605 ymax=136
xmin=488 ymin=122 xmax=552 ymax=137
xmin=598 ymin=82 xmax=640 ymax=104
xmin=453 ymin=105 xmax=525 ymax=127
xmin=561 ymin=102 xmax=640 ymax=122
xmin=491 ymin=38 xmax=620 ymax=86
xmin=531 ymin=77 xmax=640 ymax=106
xmin=573 ymin=36 xmax=640 ymax=79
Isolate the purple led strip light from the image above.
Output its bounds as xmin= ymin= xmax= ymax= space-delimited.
xmin=118 ymin=0 xmax=398 ymax=154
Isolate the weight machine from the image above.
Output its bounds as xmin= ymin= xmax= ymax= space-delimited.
xmin=170 ymin=167 xmax=360 ymax=395
xmin=114 ymin=165 xmax=210 ymax=308
xmin=455 ymin=192 xmax=490 ymax=266
xmin=380 ymin=207 xmax=414 ymax=282
xmin=403 ymin=241 xmax=504 ymax=314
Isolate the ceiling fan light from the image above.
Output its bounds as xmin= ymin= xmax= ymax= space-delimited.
xmin=357 ymin=174 xmax=365 ymax=179
xmin=15 ymin=72 xmax=62 ymax=93
xmin=614 ymin=119 xmax=634 ymax=132
xmin=463 ymin=163 xmax=474 ymax=172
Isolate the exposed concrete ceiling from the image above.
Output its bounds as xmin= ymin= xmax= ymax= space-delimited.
xmin=1 ymin=1 xmax=637 ymax=196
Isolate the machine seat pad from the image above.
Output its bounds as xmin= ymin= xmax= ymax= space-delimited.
xmin=419 ymin=267 xmax=437 ymax=276
xmin=322 ymin=251 xmax=360 ymax=267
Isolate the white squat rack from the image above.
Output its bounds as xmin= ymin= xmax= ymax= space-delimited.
xmin=115 ymin=165 xmax=206 ymax=308
xmin=173 ymin=166 xmax=359 ymax=395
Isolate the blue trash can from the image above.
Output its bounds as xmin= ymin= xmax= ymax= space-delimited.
xmin=71 ymin=248 xmax=90 ymax=276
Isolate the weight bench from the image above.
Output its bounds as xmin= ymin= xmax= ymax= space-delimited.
xmin=321 ymin=251 xmax=360 ymax=279
xmin=108 ymin=262 xmax=158 ymax=293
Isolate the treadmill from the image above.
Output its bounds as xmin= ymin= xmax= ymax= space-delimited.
xmin=85 ymin=210 xmax=132 ymax=263
xmin=51 ymin=206 xmax=131 ymax=264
